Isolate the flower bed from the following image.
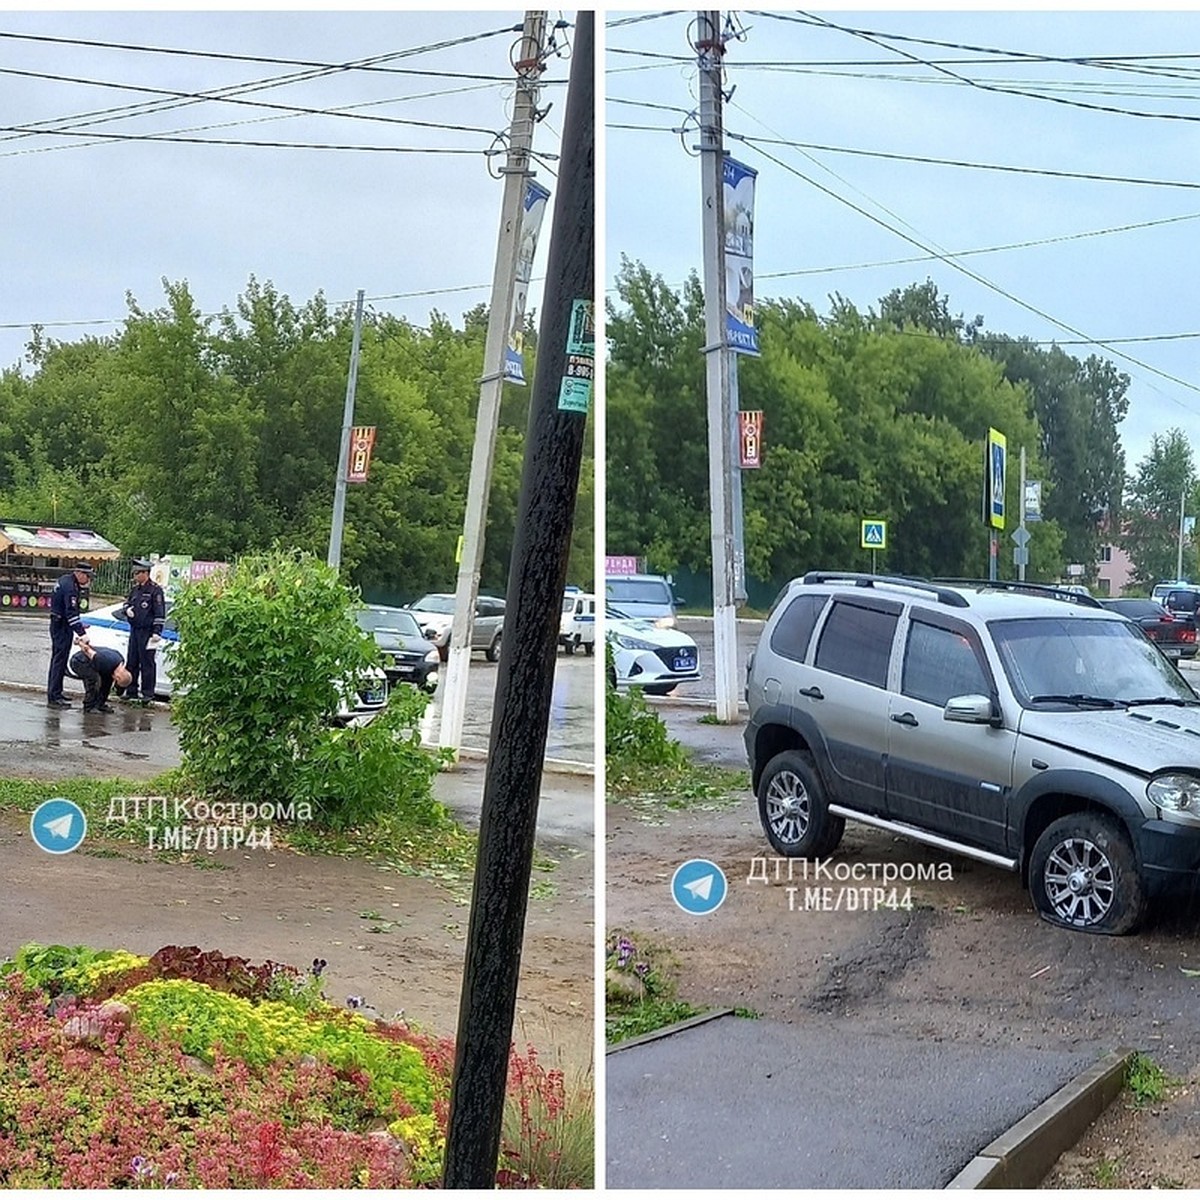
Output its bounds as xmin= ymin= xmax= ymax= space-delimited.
xmin=0 ymin=944 xmax=592 ymax=1188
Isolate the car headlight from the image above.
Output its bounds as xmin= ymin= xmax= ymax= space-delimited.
xmin=611 ymin=632 xmax=659 ymax=651
xmin=424 ymin=649 xmax=440 ymax=663
xmin=1147 ymin=773 xmax=1200 ymax=813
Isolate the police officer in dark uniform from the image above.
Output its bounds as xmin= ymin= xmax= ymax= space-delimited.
xmin=47 ymin=561 xmax=93 ymax=708
xmin=119 ymin=558 xmax=166 ymax=703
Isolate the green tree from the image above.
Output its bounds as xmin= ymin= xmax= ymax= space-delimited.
xmin=1121 ymin=430 xmax=1197 ymax=587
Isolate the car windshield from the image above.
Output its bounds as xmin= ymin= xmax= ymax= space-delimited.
xmin=606 ymin=579 xmax=670 ymax=604
xmin=563 ymin=595 xmax=577 ymax=613
xmin=357 ymin=608 xmax=421 ymax=637
xmin=990 ymin=616 xmax=1198 ymax=708
xmin=410 ymin=595 xmax=454 ymax=615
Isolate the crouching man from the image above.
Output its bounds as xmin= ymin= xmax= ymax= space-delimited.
xmin=70 ymin=636 xmax=133 ymax=714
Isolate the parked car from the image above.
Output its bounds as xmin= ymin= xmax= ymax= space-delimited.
xmin=1152 ymin=579 xmax=1190 ymax=603
xmin=559 ymin=590 xmax=596 ymax=655
xmin=745 ymin=572 xmax=1200 ymax=935
xmin=74 ymin=602 xmax=388 ymax=725
xmin=1162 ymin=586 xmax=1200 ymax=622
xmin=1099 ymin=598 xmax=1198 ymax=661
xmin=406 ymin=593 xmax=505 ymax=662
xmin=604 ymin=574 xmax=680 ymax=627
xmin=355 ymin=605 xmax=440 ymax=692
xmin=606 ymin=603 xmax=700 ymax=695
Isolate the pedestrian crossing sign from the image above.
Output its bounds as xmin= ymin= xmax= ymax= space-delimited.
xmin=861 ymin=519 xmax=887 ymax=550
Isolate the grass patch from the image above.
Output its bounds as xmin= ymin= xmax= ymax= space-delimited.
xmin=1127 ymin=1052 xmax=1173 ymax=1107
xmin=1093 ymin=1156 xmax=1123 ymax=1187
xmin=608 ymin=762 xmax=749 ymax=820
xmin=0 ymin=773 xmax=478 ymax=891
xmin=606 ymin=930 xmax=705 ymax=1045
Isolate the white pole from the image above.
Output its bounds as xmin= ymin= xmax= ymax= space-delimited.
xmin=440 ymin=12 xmax=547 ymax=757
xmin=697 ymin=10 xmax=740 ymax=724
xmin=328 ymin=289 xmax=365 ymax=571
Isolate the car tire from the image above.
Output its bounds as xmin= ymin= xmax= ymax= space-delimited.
xmin=583 ymin=640 xmax=594 ymax=656
xmin=641 ymin=683 xmax=677 ymax=697
xmin=757 ymin=750 xmax=844 ymax=858
xmin=1028 ymin=813 xmax=1146 ymax=935
xmin=486 ymin=632 xmax=502 ymax=663
xmin=563 ymin=639 xmax=576 ymax=656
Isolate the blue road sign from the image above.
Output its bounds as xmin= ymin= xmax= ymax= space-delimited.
xmin=30 ymin=797 xmax=87 ymax=855
xmin=671 ymin=858 xmax=728 ymax=915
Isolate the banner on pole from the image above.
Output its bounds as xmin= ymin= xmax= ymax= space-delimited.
xmin=724 ymin=157 xmax=759 ymax=356
xmin=504 ymin=180 xmax=552 ymax=385
xmin=347 ymin=426 xmax=376 ymax=484
xmin=739 ymin=410 xmax=763 ymax=468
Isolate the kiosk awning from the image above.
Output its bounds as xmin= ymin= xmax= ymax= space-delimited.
xmin=0 ymin=523 xmax=122 ymax=559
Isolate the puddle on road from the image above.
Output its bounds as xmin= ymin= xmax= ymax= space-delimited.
xmin=0 ymin=690 xmax=159 ymax=743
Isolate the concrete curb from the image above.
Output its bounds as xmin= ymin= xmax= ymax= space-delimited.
xmin=945 ymin=1046 xmax=1136 ymax=1188
xmin=606 ymin=1007 xmax=736 ymax=1055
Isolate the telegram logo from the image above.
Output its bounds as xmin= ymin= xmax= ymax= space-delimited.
xmin=30 ymin=798 xmax=87 ymax=855
xmin=671 ymin=858 xmax=727 ymax=915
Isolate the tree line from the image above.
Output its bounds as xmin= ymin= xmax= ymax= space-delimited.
xmin=607 ymin=260 xmax=1191 ymax=597
xmin=0 ymin=277 xmax=594 ymax=603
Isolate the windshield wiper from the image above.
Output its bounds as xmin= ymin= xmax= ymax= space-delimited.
xmin=1028 ymin=694 xmax=1122 ymax=709
xmin=1120 ymin=696 xmax=1200 ymax=708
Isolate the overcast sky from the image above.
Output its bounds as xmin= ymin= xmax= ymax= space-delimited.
xmin=606 ymin=9 xmax=1200 ymax=475
xmin=0 ymin=8 xmax=569 ymax=370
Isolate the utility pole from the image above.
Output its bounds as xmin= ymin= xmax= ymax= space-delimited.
xmin=441 ymin=11 xmax=548 ymax=757
xmin=442 ymin=11 xmax=593 ymax=1187
xmin=327 ymin=288 xmax=365 ymax=571
xmin=697 ymin=10 xmax=740 ymax=723
xmin=1177 ymin=486 xmax=1187 ymax=582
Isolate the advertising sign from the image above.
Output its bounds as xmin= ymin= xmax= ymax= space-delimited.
xmin=739 ymin=410 xmax=763 ymax=468
xmin=504 ymin=179 xmax=552 ymax=385
xmin=724 ymin=157 xmax=759 ymax=355
xmin=347 ymin=426 xmax=376 ymax=484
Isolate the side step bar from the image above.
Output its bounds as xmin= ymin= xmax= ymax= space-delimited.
xmin=827 ymin=805 xmax=1019 ymax=872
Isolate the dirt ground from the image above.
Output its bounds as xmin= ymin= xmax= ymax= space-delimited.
xmin=607 ymin=773 xmax=1200 ymax=1187
xmin=1 ymin=811 xmax=595 ymax=1080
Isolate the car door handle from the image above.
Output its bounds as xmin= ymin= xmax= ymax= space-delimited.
xmin=890 ymin=712 xmax=919 ymax=727
xmin=799 ymin=686 xmax=824 ymax=700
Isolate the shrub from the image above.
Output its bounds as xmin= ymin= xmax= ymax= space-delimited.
xmin=605 ymin=675 xmax=687 ymax=772
xmin=0 ymin=944 xmax=149 ymax=997
xmin=170 ymin=549 xmax=380 ymax=805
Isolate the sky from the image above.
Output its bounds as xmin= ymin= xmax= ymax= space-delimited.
xmin=605 ymin=8 xmax=1200 ymax=476
xmin=0 ymin=8 xmax=571 ymax=373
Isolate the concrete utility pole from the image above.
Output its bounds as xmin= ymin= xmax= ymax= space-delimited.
xmin=442 ymin=11 xmax=593 ymax=1187
xmin=1177 ymin=486 xmax=1187 ymax=582
xmin=327 ymin=288 xmax=365 ymax=571
xmin=697 ymin=10 xmax=740 ymax=723
xmin=441 ymin=11 xmax=548 ymax=757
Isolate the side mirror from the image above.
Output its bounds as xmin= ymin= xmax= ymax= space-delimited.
xmin=944 ymin=694 xmax=996 ymax=725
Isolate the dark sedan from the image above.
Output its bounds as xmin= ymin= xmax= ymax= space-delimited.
xmin=356 ymin=605 xmax=441 ymax=692
xmin=1099 ymin=598 xmax=1198 ymax=660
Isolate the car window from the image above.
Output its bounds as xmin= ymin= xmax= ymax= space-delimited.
xmin=606 ymin=579 xmax=671 ymax=605
xmin=769 ymin=594 xmax=826 ymax=663
xmin=1165 ymin=590 xmax=1200 ymax=613
xmin=412 ymin=595 xmax=454 ymax=614
xmin=902 ymin=620 xmax=991 ymax=707
xmin=813 ymin=600 xmax=899 ymax=689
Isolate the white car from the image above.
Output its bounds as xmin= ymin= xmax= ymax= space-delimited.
xmin=71 ymin=602 xmax=388 ymax=724
xmin=606 ymin=603 xmax=700 ymax=696
xmin=407 ymin=592 xmax=505 ymax=662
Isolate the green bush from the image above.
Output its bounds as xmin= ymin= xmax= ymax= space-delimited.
xmin=170 ymin=549 xmax=444 ymax=828
xmin=605 ymin=673 xmax=687 ymax=772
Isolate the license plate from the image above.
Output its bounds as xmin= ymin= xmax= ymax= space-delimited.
xmin=364 ymin=688 xmax=386 ymax=704
xmin=673 ymin=654 xmax=697 ymax=672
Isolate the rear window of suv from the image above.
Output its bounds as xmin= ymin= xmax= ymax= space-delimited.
xmin=814 ymin=600 xmax=899 ymax=688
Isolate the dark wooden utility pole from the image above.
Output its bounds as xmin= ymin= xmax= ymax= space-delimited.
xmin=442 ymin=9 xmax=594 ymax=1189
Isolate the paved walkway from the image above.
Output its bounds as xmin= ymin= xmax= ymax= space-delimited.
xmin=606 ymin=1013 xmax=1096 ymax=1188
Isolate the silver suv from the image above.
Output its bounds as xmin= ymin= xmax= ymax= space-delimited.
xmin=744 ymin=572 xmax=1200 ymax=934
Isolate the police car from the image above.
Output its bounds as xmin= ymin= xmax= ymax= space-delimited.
xmin=71 ymin=602 xmax=388 ymax=723
xmin=606 ymin=603 xmax=701 ymax=696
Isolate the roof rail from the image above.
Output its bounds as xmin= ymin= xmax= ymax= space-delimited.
xmin=800 ymin=571 xmax=970 ymax=608
xmin=930 ymin=578 xmax=1103 ymax=609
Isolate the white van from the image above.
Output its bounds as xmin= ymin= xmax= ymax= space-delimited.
xmin=559 ymin=591 xmax=596 ymax=655
xmin=604 ymin=573 xmax=679 ymax=627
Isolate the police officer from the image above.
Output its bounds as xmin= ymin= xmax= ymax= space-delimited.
xmin=47 ymin=562 xmax=93 ymax=708
xmin=119 ymin=558 xmax=166 ymax=703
